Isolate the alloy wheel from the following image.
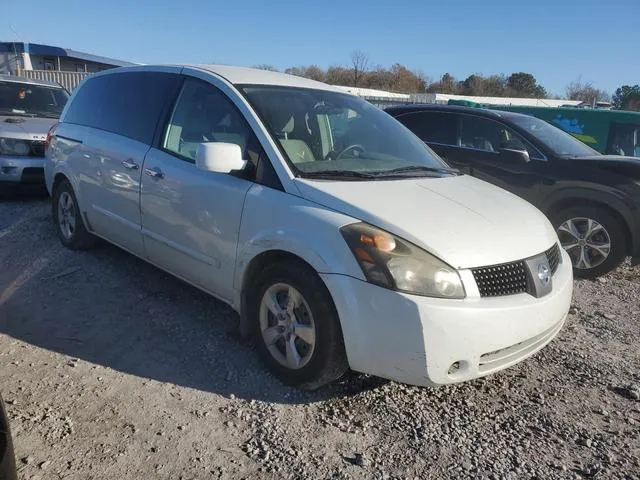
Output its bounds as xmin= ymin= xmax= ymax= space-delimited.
xmin=259 ymin=283 xmax=316 ymax=370
xmin=557 ymin=217 xmax=611 ymax=270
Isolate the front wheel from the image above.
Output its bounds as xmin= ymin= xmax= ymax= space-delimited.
xmin=551 ymin=206 xmax=626 ymax=279
xmin=249 ymin=260 xmax=348 ymax=389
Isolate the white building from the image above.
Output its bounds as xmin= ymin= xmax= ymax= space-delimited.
xmin=335 ymin=86 xmax=582 ymax=109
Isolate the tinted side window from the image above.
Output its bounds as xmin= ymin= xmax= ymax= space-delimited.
xmin=396 ymin=111 xmax=458 ymax=146
xmin=64 ymin=72 xmax=179 ymax=144
xmin=163 ymin=78 xmax=263 ymax=165
xmin=99 ymin=72 xmax=179 ymax=144
xmin=63 ymin=76 xmax=107 ymax=126
xmin=460 ymin=115 xmax=544 ymax=159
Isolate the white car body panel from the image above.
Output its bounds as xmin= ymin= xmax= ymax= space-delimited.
xmin=77 ymin=128 xmax=148 ymax=254
xmin=140 ymin=147 xmax=253 ymax=303
xmin=234 ymin=184 xmax=365 ymax=303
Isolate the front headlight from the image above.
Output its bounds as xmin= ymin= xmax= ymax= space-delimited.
xmin=0 ymin=137 xmax=31 ymax=156
xmin=341 ymin=222 xmax=465 ymax=299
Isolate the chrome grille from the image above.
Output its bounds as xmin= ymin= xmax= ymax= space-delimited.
xmin=473 ymin=244 xmax=562 ymax=298
xmin=545 ymin=243 xmax=561 ymax=274
xmin=472 ymin=261 xmax=528 ymax=297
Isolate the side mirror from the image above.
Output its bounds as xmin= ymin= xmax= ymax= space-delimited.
xmin=499 ymin=147 xmax=530 ymax=164
xmin=195 ymin=142 xmax=246 ymax=174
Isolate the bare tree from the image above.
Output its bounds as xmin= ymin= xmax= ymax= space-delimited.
xmin=566 ymin=77 xmax=610 ymax=106
xmin=253 ymin=64 xmax=279 ymax=72
xmin=326 ymin=65 xmax=352 ymax=86
xmin=351 ymin=50 xmax=369 ymax=87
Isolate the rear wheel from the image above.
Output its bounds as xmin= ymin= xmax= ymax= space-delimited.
xmin=52 ymin=179 xmax=95 ymax=250
xmin=249 ymin=260 xmax=348 ymax=389
xmin=551 ymin=206 xmax=626 ymax=279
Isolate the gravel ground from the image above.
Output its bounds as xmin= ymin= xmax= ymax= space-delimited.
xmin=0 ymin=195 xmax=639 ymax=480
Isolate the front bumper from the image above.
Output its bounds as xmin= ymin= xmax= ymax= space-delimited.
xmin=0 ymin=155 xmax=45 ymax=185
xmin=321 ymin=249 xmax=573 ymax=387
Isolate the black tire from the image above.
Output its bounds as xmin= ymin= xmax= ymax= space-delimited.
xmin=550 ymin=205 xmax=627 ymax=279
xmin=52 ymin=179 xmax=95 ymax=250
xmin=248 ymin=259 xmax=348 ymax=389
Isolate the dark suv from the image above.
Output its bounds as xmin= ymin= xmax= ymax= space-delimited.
xmin=386 ymin=104 xmax=640 ymax=278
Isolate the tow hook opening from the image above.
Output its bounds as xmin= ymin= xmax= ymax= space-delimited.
xmin=447 ymin=360 xmax=470 ymax=378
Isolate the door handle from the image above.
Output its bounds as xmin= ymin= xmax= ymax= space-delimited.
xmin=122 ymin=159 xmax=139 ymax=170
xmin=144 ymin=167 xmax=165 ymax=179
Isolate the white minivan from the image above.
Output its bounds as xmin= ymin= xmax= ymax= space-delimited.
xmin=45 ymin=65 xmax=573 ymax=388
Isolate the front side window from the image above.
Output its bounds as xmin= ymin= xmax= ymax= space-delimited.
xmin=0 ymin=81 xmax=69 ymax=118
xmin=507 ymin=113 xmax=599 ymax=157
xmin=460 ymin=115 xmax=544 ymax=160
xmin=606 ymin=122 xmax=640 ymax=157
xmin=396 ymin=111 xmax=458 ymax=146
xmin=163 ymin=79 xmax=262 ymax=165
xmin=242 ymin=85 xmax=453 ymax=179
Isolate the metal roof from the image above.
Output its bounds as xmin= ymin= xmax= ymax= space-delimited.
xmin=0 ymin=42 xmax=137 ymax=67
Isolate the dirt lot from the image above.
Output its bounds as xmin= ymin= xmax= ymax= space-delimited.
xmin=0 ymin=196 xmax=639 ymax=480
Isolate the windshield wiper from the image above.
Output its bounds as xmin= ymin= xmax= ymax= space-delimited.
xmin=301 ymin=170 xmax=377 ymax=180
xmin=29 ymin=111 xmax=61 ymax=119
xmin=0 ymin=109 xmax=36 ymax=117
xmin=372 ymin=165 xmax=459 ymax=177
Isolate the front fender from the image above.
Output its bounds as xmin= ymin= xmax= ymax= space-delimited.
xmin=233 ymin=185 xmax=365 ymax=313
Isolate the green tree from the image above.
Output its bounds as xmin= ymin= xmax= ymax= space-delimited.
xmin=427 ymin=73 xmax=460 ymax=94
xmin=506 ymin=72 xmax=547 ymax=98
xmin=612 ymin=85 xmax=640 ymax=111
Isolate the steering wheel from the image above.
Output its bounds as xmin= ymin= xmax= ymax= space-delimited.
xmin=334 ymin=144 xmax=366 ymax=161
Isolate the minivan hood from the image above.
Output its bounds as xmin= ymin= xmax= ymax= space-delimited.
xmin=0 ymin=116 xmax=57 ymax=140
xmin=295 ymin=175 xmax=558 ymax=269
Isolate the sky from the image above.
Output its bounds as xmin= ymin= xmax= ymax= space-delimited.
xmin=2 ymin=0 xmax=638 ymax=97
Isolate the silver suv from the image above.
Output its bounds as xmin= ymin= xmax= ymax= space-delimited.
xmin=0 ymin=75 xmax=69 ymax=190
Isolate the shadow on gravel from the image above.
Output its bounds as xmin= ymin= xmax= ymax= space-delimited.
xmin=0 ymin=186 xmax=48 ymax=200
xmin=0 ymin=199 xmax=387 ymax=405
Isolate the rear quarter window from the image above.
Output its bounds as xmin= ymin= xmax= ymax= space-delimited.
xmin=63 ymin=72 xmax=180 ymax=144
xmin=62 ymin=76 xmax=106 ymax=126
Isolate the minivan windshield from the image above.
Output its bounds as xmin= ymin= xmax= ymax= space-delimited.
xmin=507 ymin=113 xmax=600 ymax=157
xmin=0 ymin=80 xmax=69 ymax=118
xmin=242 ymin=85 xmax=455 ymax=179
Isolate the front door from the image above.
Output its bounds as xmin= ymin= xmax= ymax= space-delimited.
xmin=140 ymin=77 xmax=262 ymax=302
xmin=447 ymin=114 xmax=548 ymax=206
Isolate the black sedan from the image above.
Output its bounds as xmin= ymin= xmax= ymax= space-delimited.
xmin=386 ymin=104 xmax=640 ymax=278
xmin=0 ymin=395 xmax=17 ymax=480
